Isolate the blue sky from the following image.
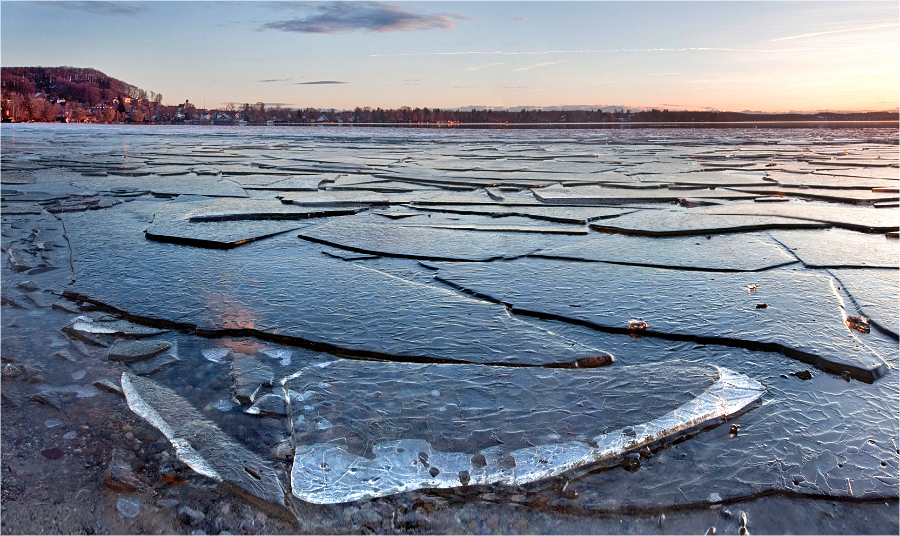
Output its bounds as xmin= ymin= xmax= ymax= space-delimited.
xmin=2 ymin=1 xmax=897 ymax=112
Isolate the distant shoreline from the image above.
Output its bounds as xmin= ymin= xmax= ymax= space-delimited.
xmin=5 ymin=120 xmax=897 ymax=130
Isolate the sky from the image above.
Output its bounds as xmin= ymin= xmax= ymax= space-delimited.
xmin=1 ymin=1 xmax=898 ymax=112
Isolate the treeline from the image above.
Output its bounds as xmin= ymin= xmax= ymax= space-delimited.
xmin=303 ymin=107 xmax=899 ymax=125
xmin=3 ymin=66 xmax=897 ymax=125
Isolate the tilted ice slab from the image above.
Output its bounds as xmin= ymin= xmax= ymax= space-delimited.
xmin=407 ymin=203 xmax=634 ymax=225
xmin=536 ymin=232 xmax=797 ymax=271
xmin=289 ymin=362 xmax=764 ymax=504
xmin=68 ymin=174 xmax=249 ymax=198
xmin=588 ymin=210 xmax=828 ymax=236
xmin=145 ymin=197 xmax=317 ymax=249
xmin=770 ymin=228 xmax=899 ymax=268
xmin=428 ymin=259 xmax=891 ymax=381
xmin=121 ymin=372 xmax=287 ymax=508
xmin=531 ymin=185 xmax=757 ymax=205
xmin=829 ymin=268 xmax=900 ymax=338
xmin=697 ymin=203 xmax=899 ymax=233
xmin=298 ymin=213 xmax=586 ymax=261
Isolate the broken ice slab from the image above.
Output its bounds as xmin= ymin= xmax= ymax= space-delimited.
xmin=298 ymin=213 xmax=585 ymax=261
xmin=130 ymin=345 xmax=180 ymax=375
xmin=830 ymin=269 xmax=899 ymax=338
xmin=0 ymin=203 xmax=46 ymax=215
xmin=766 ymin=170 xmax=899 ymax=190
xmin=588 ymin=210 xmax=828 ymax=237
xmin=288 ymin=360 xmax=764 ymax=504
xmin=400 ymin=224 xmax=588 ymax=235
xmin=145 ymin=197 xmax=313 ymax=249
xmin=427 ymin=259 xmax=890 ymax=382
xmin=770 ymin=229 xmax=899 ymax=268
xmin=232 ymin=355 xmax=274 ymax=404
xmin=64 ymin=215 xmax=606 ymax=366
xmin=407 ymin=204 xmax=634 ymax=225
xmin=0 ymin=182 xmax=99 ymax=203
xmin=68 ymin=316 xmax=169 ymax=337
xmin=120 ymin=372 xmax=287 ymax=508
xmin=68 ymin=174 xmax=249 ymax=198
xmin=276 ymin=191 xmax=393 ymax=207
xmin=663 ymin=170 xmax=773 ymax=188
xmin=243 ymin=175 xmax=336 ymax=191
xmin=697 ymin=203 xmax=899 ymax=233
xmin=535 ymin=233 xmax=796 ymax=272
xmin=733 ymin=187 xmax=898 ymax=205
xmin=108 ymin=340 xmax=172 ymax=362
xmin=181 ymin=198 xmax=359 ymax=222
xmin=531 ymin=184 xmax=757 ymax=205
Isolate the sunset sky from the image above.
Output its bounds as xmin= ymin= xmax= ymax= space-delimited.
xmin=2 ymin=1 xmax=898 ymax=112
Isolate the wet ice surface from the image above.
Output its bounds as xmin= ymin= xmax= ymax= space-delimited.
xmin=1 ymin=124 xmax=898 ymax=533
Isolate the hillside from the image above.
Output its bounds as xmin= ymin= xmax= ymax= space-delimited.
xmin=1 ymin=66 xmax=159 ymax=122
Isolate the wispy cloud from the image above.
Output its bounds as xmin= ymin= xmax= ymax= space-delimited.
xmin=513 ymin=60 xmax=570 ymax=72
xmin=296 ymin=80 xmax=348 ymax=85
xmin=464 ymin=62 xmax=503 ymax=72
xmin=513 ymin=16 xmax=527 ymax=21
xmin=259 ymin=77 xmax=294 ymax=83
xmin=51 ymin=1 xmax=147 ymax=15
xmin=262 ymin=1 xmax=469 ymax=34
xmin=769 ymin=23 xmax=899 ymax=42
xmin=371 ymin=44 xmax=891 ymax=57
xmin=646 ymin=72 xmax=682 ymax=76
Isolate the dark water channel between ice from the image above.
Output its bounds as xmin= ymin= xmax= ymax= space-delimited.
xmin=1 ymin=124 xmax=898 ymax=534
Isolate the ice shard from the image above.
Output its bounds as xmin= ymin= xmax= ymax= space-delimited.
xmin=288 ymin=360 xmax=764 ymax=504
xmin=120 ymin=372 xmax=287 ymax=507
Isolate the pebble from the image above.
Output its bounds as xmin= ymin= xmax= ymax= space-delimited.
xmin=116 ymin=497 xmax=141 ymax=518
xmin=178 ymin=505 xmax=206 ymax=526
xmin=41 ymin=447 xmax=64 ymax=459
xmin=44 ymin=419 xmax=63 ymax=428
xmin=157 ymin=499 xmax=179 ymax=509
xmin=63 ymin=431 xmax=77 ymax=440
xmin=71 ymin=370 xmax=87 ymax=380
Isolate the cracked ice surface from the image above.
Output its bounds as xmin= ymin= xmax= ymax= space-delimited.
xmin=61 ymin=206 xmax=607 ymax=365
xmin=2 ymin=124 xmax=898 ymax=519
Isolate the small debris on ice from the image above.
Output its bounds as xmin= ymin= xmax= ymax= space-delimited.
xmin=844 ymin=315 xmax=870 ymax=334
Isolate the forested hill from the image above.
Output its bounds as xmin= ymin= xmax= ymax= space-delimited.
xmin=2 ymin=66 xmax=153 ymax=105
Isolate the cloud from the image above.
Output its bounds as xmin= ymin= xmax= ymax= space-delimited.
xmin=296 ymin=80 xmax=348 ymax=85
xmin=259 ymin=77 xmax=294 ymax=83
xmin=769 ymin=23 xmax=899 ymax=42
xmin=371 ymin=44 xmax=892 ymax=57
xmin=51 ymin=1 xmax=147 ymax=15
xmin=464 ymin=62 xmax=503 ymax=72
xmin=262 ymin=2 xmax=469 ymax=34
xmin=646 ymin=72 xmax=682 ymax=76
xmin=513 ymin=16 xmax=527 ymax=21
xmin=513 ymin=60 xmax=570 ymax=72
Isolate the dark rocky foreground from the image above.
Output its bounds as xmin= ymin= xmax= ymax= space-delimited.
xmin=1 ymin=124 xmax=897 ymax=534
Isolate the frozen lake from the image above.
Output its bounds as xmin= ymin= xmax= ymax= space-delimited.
xmin=1 ymin=123 xmax=898 ymax=534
